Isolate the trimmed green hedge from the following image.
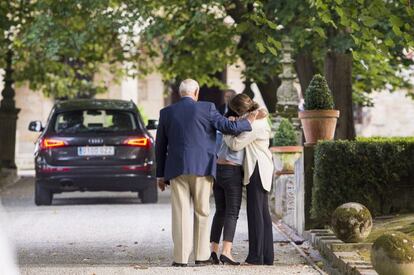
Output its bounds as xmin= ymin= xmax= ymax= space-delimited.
xmin=311 ymin=137 xmax=414 ymax=225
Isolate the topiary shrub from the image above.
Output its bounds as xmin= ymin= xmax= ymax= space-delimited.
xmin=274 ymin=118 xmax=297 ymax=146
xmin=304 ymin=74 xmax=334 ymax=110
xmin=311 ymin=137 xmax=414 ymax=225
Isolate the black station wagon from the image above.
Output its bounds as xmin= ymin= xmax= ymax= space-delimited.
xmin=29 ymin=99 xmax=158 ymax=205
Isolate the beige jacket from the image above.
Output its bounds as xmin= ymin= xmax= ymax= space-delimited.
xmin=223 ymin=118 xmax=274 ymax=192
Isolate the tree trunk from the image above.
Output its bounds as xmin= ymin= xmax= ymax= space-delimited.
xmin=324 ymin=51 xmax=356 ymax=140
xmin=295 ymin=53 xmax=316 ymax=97
xmin=256 ymin=76 xmax=281 ymax=113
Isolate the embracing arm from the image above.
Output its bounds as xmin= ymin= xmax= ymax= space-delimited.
xmin=155 ymin=110 xmax=168 ymax=178
xmin=223 ymin=130 xmax=257 ymax=151
xmin=209 ymin=103 xmax=252 ymax=135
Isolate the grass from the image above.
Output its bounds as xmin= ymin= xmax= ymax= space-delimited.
xmin=367 ymin=214 xmax=414 ymax=243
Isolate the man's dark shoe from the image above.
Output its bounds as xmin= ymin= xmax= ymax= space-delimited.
xmin=195 ymin=257 xmax=215 ymax=266
xmin=172 ymin=262 xmax=188 ymax=267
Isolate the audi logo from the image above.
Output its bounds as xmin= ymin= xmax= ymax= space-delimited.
xmin=88 ymin=138 xmax=104 ymax=145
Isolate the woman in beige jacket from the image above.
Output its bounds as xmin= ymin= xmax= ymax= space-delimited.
xmin=223 ymin=94 xmax=274 ymax=265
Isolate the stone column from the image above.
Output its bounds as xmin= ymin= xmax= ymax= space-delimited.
xmin=0 ymin=49 xmax=21 ymax=168
xmin=272 ymin=37 xmax=301 ymax=137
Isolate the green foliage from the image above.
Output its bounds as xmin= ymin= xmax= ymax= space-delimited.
xmin=1 ymin=0 xmax=142 ymax=98
xmin=136 ymin=0 xmax=283 ymax=90
xmin=312 ymin=0 xmax=414 ymax=103
xmin=262 ymin=0 xmax=414 ymax=104
xmin=311 ymin=138 xmax=414 ymax=225
xmin=1 ymin=0 xmax=413 ymax=103
xmin=304 ymin=74 xmax=334 ymax=110
xmin=273 ymin=118 xmax=297 ymax=146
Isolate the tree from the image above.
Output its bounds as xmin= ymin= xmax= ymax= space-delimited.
xmin=258 ymin=0 xmax=414 ymax=139
xmin=1 ymin=0 xmax=143 ymax=99
xmin=0 ymin=0 xmax=143 ymax=168
xmin=311 ymin=0 xmax=414 ymax=139
xmin=136 ymin=0 xmax=282 ymax=111
xmin=136 ymin=0 xmax=414 ymax=140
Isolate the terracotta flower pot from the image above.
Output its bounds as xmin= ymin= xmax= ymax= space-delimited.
xmin=270 ymin=146 xmax=303 ymax=175
xmin=298 ymin=110 xmax=340 ymax=145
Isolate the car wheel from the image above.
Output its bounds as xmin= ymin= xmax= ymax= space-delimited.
xmin=35 ymin=182 xmax=53 ymax=206
xmin=139 ymin=182 xmax=158 ymax=204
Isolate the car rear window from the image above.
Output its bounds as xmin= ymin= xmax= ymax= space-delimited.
xmin=54 ymin=110 xmax=137 ymax=133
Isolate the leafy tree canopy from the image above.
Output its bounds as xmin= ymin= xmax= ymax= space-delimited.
xmin=1 ymin=0 xmax=413 ymax=103
xmin=137 ymin=0 xmax=414 ymax=105
xmin=1 ymin=0 xmax=142 ymax=98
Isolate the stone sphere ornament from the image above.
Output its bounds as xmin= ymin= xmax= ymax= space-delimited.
xmin=371 ymin=232 xmax=414 ymax=275
xmin=331 ymin=202 xmax=373 ymax=243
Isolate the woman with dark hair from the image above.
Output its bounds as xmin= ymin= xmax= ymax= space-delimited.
xmin=223 ymin=94 xmax=274 ymax=265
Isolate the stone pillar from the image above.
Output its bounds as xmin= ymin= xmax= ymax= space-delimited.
xmin=271 ymin=37 xmax=305 ymax=233
xmin=0 ymin=49 xmax=20 ymax=168
xmin=272 ymin=37 xmax=301 ymax=139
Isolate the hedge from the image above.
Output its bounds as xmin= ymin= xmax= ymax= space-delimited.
xmin=311 ymin=137 xmax=414 ymax=225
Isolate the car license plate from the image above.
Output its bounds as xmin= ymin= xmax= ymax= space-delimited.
xmin=77 ymin=146 xmax=115 ymax=156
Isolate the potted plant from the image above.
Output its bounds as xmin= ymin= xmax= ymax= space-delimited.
xmin=271 ymin=118 xmax=303 ymax=175
xmin=299 ymin=74 xmax=340 ymax=145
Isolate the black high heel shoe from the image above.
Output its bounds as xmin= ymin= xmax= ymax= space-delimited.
xmin=220 ymin=254 xmax=240 ymax=265
xmin=211 ymin=252 xmax=220 ymax=265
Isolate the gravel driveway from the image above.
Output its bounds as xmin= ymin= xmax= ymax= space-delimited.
xmin=1 ymin=177 xmax=320 ymax=274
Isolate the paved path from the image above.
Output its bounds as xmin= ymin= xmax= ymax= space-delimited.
xmin=1 ymin=177 xmax=319 ymax=274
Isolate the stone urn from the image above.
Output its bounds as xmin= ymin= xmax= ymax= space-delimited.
xmin=331 ymin=202 xmax=373 ymax=243
xmin=371 ymin=232 xmax=414 ymax=275
xmin=271 ymin=146 xmax=303 ymax=175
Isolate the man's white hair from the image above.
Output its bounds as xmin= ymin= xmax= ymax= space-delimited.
xmin=179 ymin=79 xmax=199 ymax=96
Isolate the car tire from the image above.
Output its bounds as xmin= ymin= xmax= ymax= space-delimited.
xmin=35 ymin=182 xmax=53 ymax=206
xmin=139 ymin=182 xmax=158 ymax=204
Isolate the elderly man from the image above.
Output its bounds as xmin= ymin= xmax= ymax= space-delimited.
xmin=156 ymin=79 xmax=256 ymax=266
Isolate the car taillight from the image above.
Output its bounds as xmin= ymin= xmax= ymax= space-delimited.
xmin=40 ymin=138 xmax=68 ymax=150
xmin=123 ymin=137 xmax=151 ymax=148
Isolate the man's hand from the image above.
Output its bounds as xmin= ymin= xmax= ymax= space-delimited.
xmin=228 ymin=116 xmax=236 ymax=121
xmin=246 ymin=110 xmax=258 ymax=124
xmin=157 ymin=178 xmax=166 ymax=191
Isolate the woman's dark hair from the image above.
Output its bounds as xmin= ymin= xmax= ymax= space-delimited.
xmin=229 ymin=94 xmax=260 ymax=116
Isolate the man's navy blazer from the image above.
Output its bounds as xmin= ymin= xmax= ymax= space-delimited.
xmin=155 ymin=97 xmax=252 ymax=181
